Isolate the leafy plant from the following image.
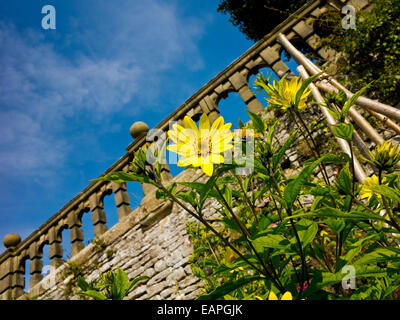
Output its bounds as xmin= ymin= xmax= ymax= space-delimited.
xmin=316 ymin=0 xmax=400 ymax=105
xmin=77 ymin=268 xmax=149 ymax=300
xmin=92 ymin=74 xmax=400 ymax=300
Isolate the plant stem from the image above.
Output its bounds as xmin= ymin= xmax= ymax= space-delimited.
xmin=157 ymin=181 xmax=285 ymax=293
xmin=266 ymin=162 xmax=309 ymax=292
xmin=292 ymin=109 xmax=331 ymax=186
xmin=213 ymin=183 xmax=283 ymax=287
xmin=234 ymin=174 xmax=259 ymax=223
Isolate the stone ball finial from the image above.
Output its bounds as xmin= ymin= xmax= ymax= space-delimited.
xmin=130 ymin=121 xmax=149 ymax=139
xmin=3 ymin=233 xmax=21 ymax=249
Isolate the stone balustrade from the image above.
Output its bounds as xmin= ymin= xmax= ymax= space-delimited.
xmin=0 ymin=0 xmax=372 ymax=300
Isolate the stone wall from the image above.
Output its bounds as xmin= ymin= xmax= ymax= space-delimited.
xmin=23 ymin=168 xmax=208 ymax=300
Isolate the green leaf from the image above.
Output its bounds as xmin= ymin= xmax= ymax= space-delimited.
xmin=246 ymin=110 xmax=264 ymax=134
xmin=156 ymin=182 xmax=177 ymax=201
xmin=287 ymin=207 xmax=387 ymax=222
xmin=339 ymin=234 xmax=382 ymax=268
xmin=296 ymin=219 xmax=318 ymax=249
xmin=324 ymin=219 xmax=345 ymax=234
xmin=257 ymin=216 xmax=272 ymax=232
xmin=283 ymin=154 xmax=346 ymax=208
xmin=252 ymin=234 xmax=291 ymax=252
xmin=127 ymin=276 xmax=149 ymax=293
xmin=238 ymin=118 xmax=245 ymax=129
xmin=271 ymin=129 xmax=299 ymax=170
xmin=336 ymin=163 xmax=352 ymax=194
xmin=177 ymin=179 xmax=219 ymax=214
xmin=353 ymin=247 xmax=400 ymax=266
xmin=220 ymin=217 xmax=241 ymax=232
xmin=222 ymin=185 xmax=233 ymax=209
xmin=176 ymin=190 xmax=198 ymax=208
xmin=91 ymin=171 xmax=155 ymax=185
xmin=112 ymin=268 xmax=130 ymax=300
xmin=77 ymin=276 xmax=91 ymax=291
xmin=266 ymin=120 xmax=278 ymax=147
xmin=367 ymin=185 xmax=400 ymax=203
xmin=306 ymin=265 xmax=387 ymax=294
xmin=331 ymin=123 xmax=354 ymax=142
xmin=341 ymin=84 xmax=370 ymax=120
xmin=197 ymin=276 xmax=261 ymax=300
xmin=79 ymin=290 xmax=108 ymax=300
xmin=295 ymin=73 xmax=321 ymax=108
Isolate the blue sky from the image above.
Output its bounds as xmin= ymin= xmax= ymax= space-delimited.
xmin=0 ymin=0 xmax=268 ymax=259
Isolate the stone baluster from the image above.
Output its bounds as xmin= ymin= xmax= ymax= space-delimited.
xmin=28 ymin=242 xmax=43 ymax=288
xmin=199 ymin=95 xmax=220 ymax=123
xmin=67 ymin=210 xmax=84 ymax=256
xmin=130 ymin=121 xmax=172 ymax=194
xmin=259 ymin=44 xmax=289 ymax=74
xmin=48 ymin=226 xmax=63 ymax=269
xmin=89 ymin=193 xmax=108 ymax=238
xmin=0 ymin=233 xmax=24 ymax=299
xmin=130 ymin=121 xmax=155 ymax=196
xmin=229 ymin=71 xmax=264 ymax=113
xmin=111 ymin=182 xmax=132 ymax=220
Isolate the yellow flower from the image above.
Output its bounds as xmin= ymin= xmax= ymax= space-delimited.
xmin=360 ymin=174 xmax=388 ymax=202
xmin=268 ymin=291 xmax=293 ymax=300
xmin=365 ymin=140 xmax=400 ymax=172
xmin=320 ymin=230 xmax=330 ymax=245
xmin=239 ymin=127 xmax=261 ymax=139
xmin=167 ymin=114 xmax=233 ymax=176
xmin=229 ymin=266 xmax=245 ymax=273
xmin=255 ymin=73 xmax=311 ymax=111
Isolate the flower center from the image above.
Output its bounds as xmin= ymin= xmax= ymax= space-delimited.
xmin=198 ymin=138 xmax=212 ymax=156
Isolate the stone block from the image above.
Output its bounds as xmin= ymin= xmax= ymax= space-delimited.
xmin=293 ymin=20 xmax=314 ymax=39
xmin=91 ymin=208 xmax=107 ymax=225
xmin=166 ymin=267 xmax=186 ymax=286
xmin=0 ymin=276 xmax=12 ymax=294
xmin=49 ymin=243 xmax=63 ymax=258
xmin=29 ymin=259 xmax=43 ymax=273
xmin=154 ymin=260 xmax=167 ymax=273
xmin=0 ymin=260 xmax=12 ymax=279
xmin=238 ymin=85 xmax=255 ymax=104
xmin=259 ymin=47 xmax=280 ymax=65
xmin=247 ymin=98 xmax=264 ymax=113
xmin=271 ymin=60 xmax=289 ymax=75
xmin=306 ymin=34 xmax=321 ymax=50
xmin=348 ymin=0 xmax=369 ymax=10
xmin=114 ymin=191 xmax=130 ymax=207
xmin=160 ymin=286 xmax=176 ymax=299
xmin=228 ymin=72 xmax=247 ymax=91
xmin=110 ymin=182 xmax=127 ymax=193
xmin=89 ymin=193 xmax=103 ymax=211
xmin=70 ymin=227 xmax=84 ymax=242
xmin=117 ymin=205 xmax=132 ymax=220
xmin=147 ymin=281 xmax=167 ymax=298
xmin=318 ymin=46 xmax=336 ymax=61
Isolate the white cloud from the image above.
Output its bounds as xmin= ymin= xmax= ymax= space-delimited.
xmin=0 ymin=0 xmax=205 ymax=178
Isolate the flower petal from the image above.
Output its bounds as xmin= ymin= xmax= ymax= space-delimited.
xmin=199 ymin=113 xmax=210 ymax=131
xmin=268 ymin=292 xmax=278 ymax=300
xmin=281 ymin=291 xmax=293 ymax=300
xmin=201 ymin=162 xmax=214 ymax=176
xmin=184 ymin=116 xmax=199 ymax=133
